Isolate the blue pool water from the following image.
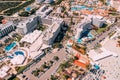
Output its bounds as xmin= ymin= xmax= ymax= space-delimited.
xmin=14 ymin=51 xmax=24 ymax=56
xmin=77 ymin=39 xmax=82 ymax=43
xmin=8 ymin=56 xmax=14 ymax=59
xmin=71 ymin=5 xmax=93 ymax=11
xmin=7 ymin=51 xmax=24 ymax=59
xmin=88 ymin=33 xmax=94 ymax=39
xmin=5 ymin=42 xmax=17 ymax=52
xmin=25 ymin=7 xmax=31 ymax=12
xmin=94 ymin=64 xmax=100 ymax=70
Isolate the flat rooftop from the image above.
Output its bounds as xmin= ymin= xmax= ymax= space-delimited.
xmin=0 ymin=21 xmax=13 ymax=30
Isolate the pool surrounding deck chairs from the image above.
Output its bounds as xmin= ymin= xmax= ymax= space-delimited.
xmin=5 ymin=41 xmax=17 ymax=52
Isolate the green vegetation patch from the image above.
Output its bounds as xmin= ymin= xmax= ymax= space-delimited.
xmin=13 ymin=77 xmax=20 ymax=80
xmin=96 ymin=24 xmax=108 ymax=34
xmin=3 ymin=0 xmax=35 ymax=16
xmin=16 ymin=66 xmax=27 ymax=74
xmin=0 ymin=2 xmax=22 ymax=12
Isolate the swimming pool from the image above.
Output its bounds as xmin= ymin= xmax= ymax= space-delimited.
xmin=25 ymin=6 xmax=31 ymax=12
xmin=77 ymin=39 xmax=82 ymax=43
xmin=14 ymin=51 xmax=24 ymax=56
xmin=8 ymin=56 xmax=14 ymax=59
xmin=7 ymin=50 xmax=25 ymax=59
xmin=71 ymin=5 xmax=93 ymax=11
xmin=88 ymin=33 xmax=94 ymax=39
xmin=5 ymin=42 xmax=17 ymax=52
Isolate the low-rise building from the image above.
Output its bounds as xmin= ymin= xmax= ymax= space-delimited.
xmin=0 ymin=21 xmax=16 ymax=38
xmin=74 ymin=53 xmax=90 ymax=69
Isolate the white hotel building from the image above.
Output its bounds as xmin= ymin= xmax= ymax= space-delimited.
xmin=0 ymin=21 xmax=15 ymax=38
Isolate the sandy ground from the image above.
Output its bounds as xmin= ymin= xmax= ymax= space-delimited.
xmin=97 ymin=39 xmax=120 ymax=80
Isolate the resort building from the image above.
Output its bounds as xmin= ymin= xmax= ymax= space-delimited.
xmin=44 ymin=0 xmax=54 ymax=4
xmin=75 ymin=21 xmax=92 ymax=40
xmin=0 ymin=21 xmax=16 ymax=38
xmin=20 ymin=30 xmax=42 ymax=44
xmin=41 ymin=18 xmax=53 ymax=26
xmin=110 ymin=0 xmax=120 ymax=9
xmin=36 ymin=5 xmax=53 ymax=18
xmin=36 ymin=0 xmax=45 ymax=4
xmin=44 ymin=7 xmax=53 ymax=15
xmin=92 ymin=17 xmax=105 ymax=28
xmin=0 ymin=65 xmax=11 ymax=79
xmin=43 ymin=18 xmax=63 ymax=45
xmin=36 ymin=5 xmax=48 ymax=14
xmin=17 ymin=16 xmax=41 ymax=35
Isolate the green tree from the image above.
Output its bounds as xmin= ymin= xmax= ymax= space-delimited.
xmin=30 ymin=8 xmax=36 ymax=15
xmin=53 ymin=56 xmax=59 ymax=61
xmin=0 ymin=16 xmax=4 ymax=24
xmin=50 ymin=75 xmax=57 ymax=80
xmin=19 ymin=11 xmax=29 ymax=17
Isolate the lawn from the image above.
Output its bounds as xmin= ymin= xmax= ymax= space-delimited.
xmin=96 ymin=24 xmax=108 ymax=34
xmin=0 ymin=2 xmax=22 ymax=12
xmin=96 ymin=27 xmax=106 ymax=33
xmin=16 ymin=66 xmax=27 ymax=74
xmin=13 ymin=77 xmax=20 ymax=80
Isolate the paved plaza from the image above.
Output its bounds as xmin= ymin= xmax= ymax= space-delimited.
xmin=98 ymin=39 xmax=120 ymax=80
xmin=18 ymin=48 xmax=67 ymax=80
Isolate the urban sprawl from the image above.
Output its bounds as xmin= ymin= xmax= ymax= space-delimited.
xmin=0 ymin=0 xmax=120 ymax=80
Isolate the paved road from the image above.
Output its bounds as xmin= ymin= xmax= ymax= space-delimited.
xmin=87 ymin=22 xmax=119 ymax=50
xmin=19 ymin=48 xmax=67 ymax=80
